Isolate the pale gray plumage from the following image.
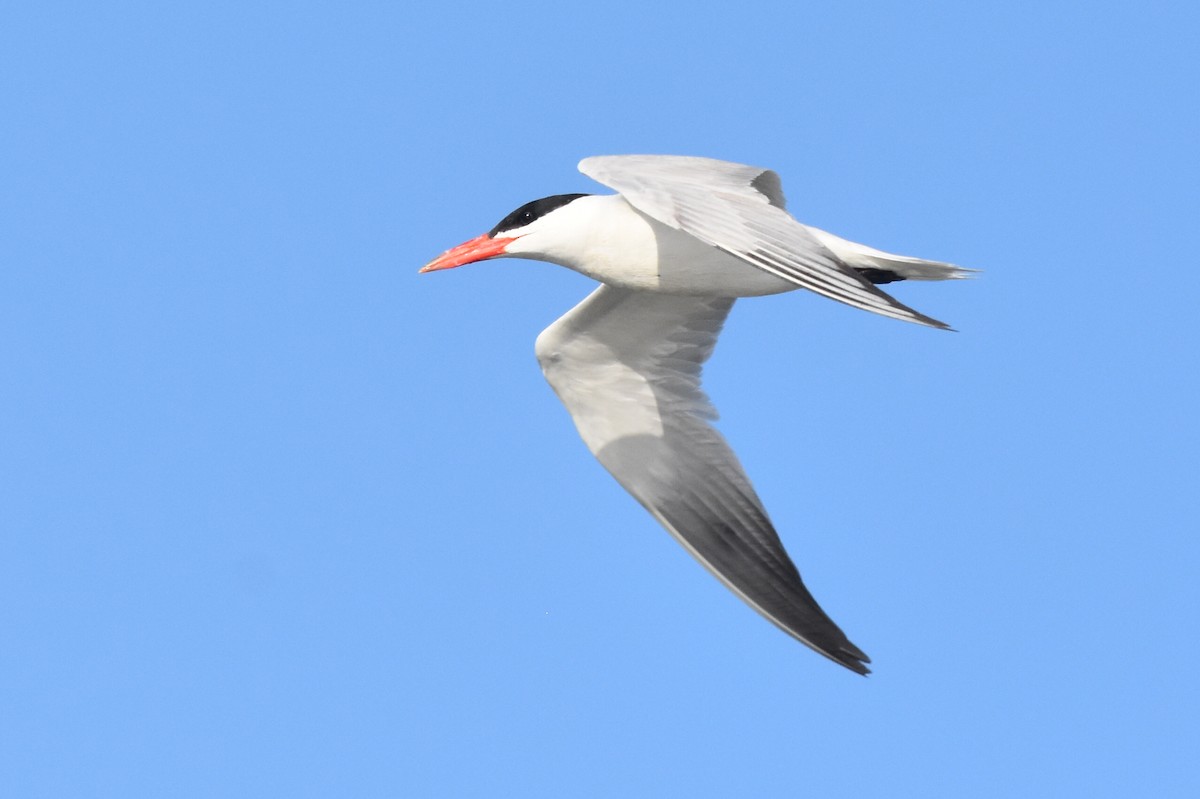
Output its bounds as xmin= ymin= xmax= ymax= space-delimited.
xmin=536 ymin=286 xmax=870 ymax=673
xmin=580 ymin=154 xmax=952 ymax=329
xmin=422 ymin=154 xmax=971 ymax=675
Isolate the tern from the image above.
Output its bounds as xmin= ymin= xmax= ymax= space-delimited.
xmin=421 ymin=155 xmax=971 ymax=674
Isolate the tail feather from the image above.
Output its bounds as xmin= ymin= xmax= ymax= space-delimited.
xmin=806 ymin=226 xmax=978 ymax=282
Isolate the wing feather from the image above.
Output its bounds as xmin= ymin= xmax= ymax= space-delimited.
xmin=536 ymin=285 xmax=870 ymax=674
xmin=579 ymin=154 xmax=950 ymax=330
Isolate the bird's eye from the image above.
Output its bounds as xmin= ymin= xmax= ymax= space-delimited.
xmin=488 ymin=193 xmax=591 ymax=238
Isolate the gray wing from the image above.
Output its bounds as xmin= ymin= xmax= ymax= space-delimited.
xmin=535 ymin=285 xmax=870 ymax=674
xmin=579 ymin=154 xmax=949 ymax=330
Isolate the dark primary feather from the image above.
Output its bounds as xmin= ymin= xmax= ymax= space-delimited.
xmin=856 ymin=267 xmax=905 ymax=285
xmin=536 ymin=286 xmax=870 ymax=674
xmin=579 ymin=155 xmax=950 ymax=329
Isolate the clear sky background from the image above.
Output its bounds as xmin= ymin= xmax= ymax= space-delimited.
xmin=3 ymin=1 xmax=1198 ymax=796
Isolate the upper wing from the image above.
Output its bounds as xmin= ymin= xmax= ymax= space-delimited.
xmin=535 ymin=285 xmax=870 ymax=674
xmin=579 ymin=154 xmax=950 ymax=330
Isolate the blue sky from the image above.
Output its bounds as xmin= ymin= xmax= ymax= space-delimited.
xmin=3 ymin=1 xmax=1198 ymax=796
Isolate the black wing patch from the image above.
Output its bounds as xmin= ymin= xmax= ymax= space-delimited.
xmin=855 ymin=268 xmax=905 ymax=285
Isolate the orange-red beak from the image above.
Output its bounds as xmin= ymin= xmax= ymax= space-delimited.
xmin=419 ymin=234 xmax=516 ymax=273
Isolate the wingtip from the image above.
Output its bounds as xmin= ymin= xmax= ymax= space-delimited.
xmin=833 ymin=644 xmax=872 ymax=676
xmin=908 ymin=310 xmax=956 ymax=332
xmin=840 ymin=656 xmax=872 ymax=677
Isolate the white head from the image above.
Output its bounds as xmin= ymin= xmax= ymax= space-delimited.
xmin=419 ymin=193 xmax=596 ymax=273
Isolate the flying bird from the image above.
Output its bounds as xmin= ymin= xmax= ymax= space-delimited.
xmin=420 ymin=155 xmax=972 ymax=674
